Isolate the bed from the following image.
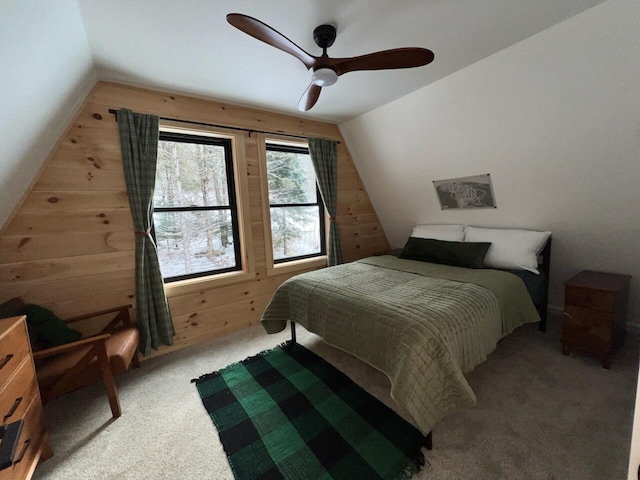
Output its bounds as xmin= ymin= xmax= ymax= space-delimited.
xmin=261 ymin=225 xmax=552 ymax=438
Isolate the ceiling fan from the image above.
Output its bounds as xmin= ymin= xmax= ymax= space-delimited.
xmin=227 ymin=13 xmax=435 ymax=112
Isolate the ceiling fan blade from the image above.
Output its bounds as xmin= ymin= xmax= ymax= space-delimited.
xmin=298 ymin=83 xmax=322 ymax=111
xmin=227 ymin=13 xmax=316 ymax=69
xmin=330 ymin=48 xmax=434 ymax=76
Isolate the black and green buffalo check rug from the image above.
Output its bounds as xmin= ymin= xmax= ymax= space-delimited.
xmin=192 ymin=342 xmax=426 ymax=480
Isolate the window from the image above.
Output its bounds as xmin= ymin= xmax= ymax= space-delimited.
xmin=265 ymin=143 xmax=326 ymax=263
xmin=153 ymin=131 xmax=241 ymax=282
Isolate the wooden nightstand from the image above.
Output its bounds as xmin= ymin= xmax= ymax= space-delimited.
xmin=561 ymin=270 xmax=631 ymax=369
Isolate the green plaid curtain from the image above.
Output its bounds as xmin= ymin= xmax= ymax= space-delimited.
xmin=118 ymin=109 xmax=175 ymax=355
xmin=308 ymin=138 xmax=343 ymax=266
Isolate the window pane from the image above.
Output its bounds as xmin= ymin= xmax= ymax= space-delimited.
xmin=266 ymin=149 xmax=317 ymax=204
xmin=155 ymin=140 xmax=230 ymax=208
xmin=154 ymin=210 xmax=237 ymax=279
xmin=270 ymin=206 xmax=321 ymax=261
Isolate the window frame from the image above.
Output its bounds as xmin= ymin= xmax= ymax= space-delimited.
xmin=153 ymin=130 xmax=242 ymax=283
xmin=265 ymin=142 xmax=327 ymax=264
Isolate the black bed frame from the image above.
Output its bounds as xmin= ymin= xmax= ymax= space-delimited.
xmin=537 ymin=236 xmax=552 ymax=332
xmin=287 ymin=235 xmax=551 ymax=452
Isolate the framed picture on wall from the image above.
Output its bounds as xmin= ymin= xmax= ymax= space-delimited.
xmin=433 ymin=174 xmax=497 ymax=209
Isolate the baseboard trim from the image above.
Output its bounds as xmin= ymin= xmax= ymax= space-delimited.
xmin=547 ymin=305 xmax=564 ymax=315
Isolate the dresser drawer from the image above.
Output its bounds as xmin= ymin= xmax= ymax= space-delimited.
xmin=0 ymin=322 xmax=30 ymax=390
xmin=565 ymin=286 xmax=616 ymax=312
xmin=0 ymin=397 xmax=45 ymax=480
xmin=0 ymin=358 xmax=38 ymax=426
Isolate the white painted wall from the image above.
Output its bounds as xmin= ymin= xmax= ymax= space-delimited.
xmin=340 ymin=0 xmax=640 ymax=322
xmin=0 ymin=0 xmax=96 ymax=228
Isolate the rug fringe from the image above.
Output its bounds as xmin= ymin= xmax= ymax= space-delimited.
xmin=190 ymin=371 xmax=220 ymax=383
xmin=393 ymin=449 xmax=426 ymax=480
xmin=191 ymin=340 xmax=294 ymax=384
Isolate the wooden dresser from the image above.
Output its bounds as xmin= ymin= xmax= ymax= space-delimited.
xmin=0 ymin=316 xmax=51 ymax=479
xmin=561 ymin=270 xmax=632 ymax=369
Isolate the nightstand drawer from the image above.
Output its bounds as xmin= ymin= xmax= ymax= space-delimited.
xmin=563 ymin=305 xmax=613 ymax=348
xmin=565 ymin=286 xmax=616 ymax=312
xmin=565 ymin=305 xmax=613 ymax=329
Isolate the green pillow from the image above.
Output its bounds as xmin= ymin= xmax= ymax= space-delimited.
xmin=399 ymin=237 xmax=492 ymax=269
xmin=24 ymin=304 xmax=82 ymax=349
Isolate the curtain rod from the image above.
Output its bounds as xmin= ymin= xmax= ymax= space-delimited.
xmin=107 ymin=109 xmax=339 ymax=144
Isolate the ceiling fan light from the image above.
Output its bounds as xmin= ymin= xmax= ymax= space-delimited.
xmin=311 ymin=68 xmax=338 ymax=87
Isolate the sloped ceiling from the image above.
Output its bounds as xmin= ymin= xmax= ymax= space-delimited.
xmin=76 ymin=0 xmax=607 ymax=123
xmin=0 ymin=0 xmax=609 ymax=228
xmin=0 ymin=0 xmax=95 ymax=228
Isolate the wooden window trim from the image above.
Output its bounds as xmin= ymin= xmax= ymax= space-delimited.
xmin=257 ymin=135 xmax=328 ymax=277
xmin=154 ymin=126 xmax=254 ymax=285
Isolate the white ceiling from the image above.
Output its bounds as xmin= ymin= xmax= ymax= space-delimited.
xmin=76 ymin=0 xmax=606 ymax=123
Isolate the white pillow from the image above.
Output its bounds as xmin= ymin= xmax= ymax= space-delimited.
xmin=464 ymin=226 xmax=551 ymax=274
xmin=411 ymin=224 xmax=465 ymax=242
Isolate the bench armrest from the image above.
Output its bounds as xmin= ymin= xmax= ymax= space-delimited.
xmin=33 ymin=333 xmax=111 ymax=360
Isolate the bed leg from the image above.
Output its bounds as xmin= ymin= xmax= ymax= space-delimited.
xmin=425 ymin=431 xmax=433 ymax=451
xmin=290 ymin=321 xmax=297 ymax=344
xmin=538 ymin=308 xmax=547 ymax=332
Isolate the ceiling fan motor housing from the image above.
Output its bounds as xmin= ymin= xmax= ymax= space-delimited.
xmin=312 ymin=24 xmax=338 ymax=86
xmin=311 ymin=68 xmax=338 ymax=87
xmin=313 ymin=24 xmax=336 ymax=50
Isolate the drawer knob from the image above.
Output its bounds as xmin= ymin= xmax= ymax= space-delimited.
xmin=3 ymin=397 xmax=22 ymax=422
xmin=0 ymin=354 xmax=13 ymax=370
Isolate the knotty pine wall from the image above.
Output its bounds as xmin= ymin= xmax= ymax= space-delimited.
xmin=0 ymin=82 xmax=389 ymax=358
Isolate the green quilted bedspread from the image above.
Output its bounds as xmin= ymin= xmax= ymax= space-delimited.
xmin=261 ymin=255 xmax=540 ymax=435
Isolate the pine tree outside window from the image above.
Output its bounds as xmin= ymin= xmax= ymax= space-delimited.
xmin=153 ymin=131 xmax=241 ymax=282
xmin=265 ymin=143 xmax=326 ymax=263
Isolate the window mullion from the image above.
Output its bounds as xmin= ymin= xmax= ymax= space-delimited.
xmin=154 ymin=206 xmax=232 ymax=213
xmin=269 ymin=202 xmax=320 ymax=208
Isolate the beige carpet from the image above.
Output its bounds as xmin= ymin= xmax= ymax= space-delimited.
xmin=33 ymin=315 xmax=637 ymax=480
